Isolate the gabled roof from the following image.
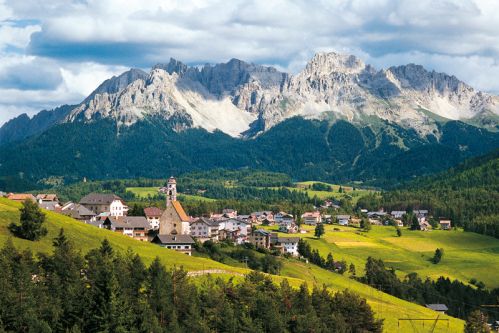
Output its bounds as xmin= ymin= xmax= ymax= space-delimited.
xmin=153 ymin=234 xmax=195 ymax=244
xmin=144 ymin=207 xmax=162 ymax=217
xmin=172 ymin=201 xmax=190 ymax=222
xmin=302 ymin=211 xmax=321 ymax=218
xmin=425 ymin=304 xmax=448 ymax=311
xmin=80 ymin=193 xmax=124 ymax=205
xmin=336 ymin=215 xmax=351 ymax=219
xmin=278 ymin=237 xmax=300 ymax=243
xmin=105 ymin=216 xmax=150 ymax=229
xmin=62 ymin=203 xmax=96 ymax=218
xmin=192 ymin=217 xmax=219 ymax=227
xmin=7 ymin=193 xmax=36 ymax=201
xmin=36 ymin=194 xmax=58 ymax=201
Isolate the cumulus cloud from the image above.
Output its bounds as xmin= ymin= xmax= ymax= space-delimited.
xmin=2 ymin=0 xmax=499 ymax=124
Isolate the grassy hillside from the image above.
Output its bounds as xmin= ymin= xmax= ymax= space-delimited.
xmin=0 ymin=198 xmax=238 ymax=272
xmin=280 ymin=260 xmax=464 ymax=332
xmin=0 ymin=198 xmax=464 ymax=332
xmin=263 ymin=224 xmax=499 ymax=289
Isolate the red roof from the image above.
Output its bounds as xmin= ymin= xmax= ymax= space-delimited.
xmin=7 ymin=193 xmax=36 ymax=201
xmin=144 ymin=207 xmax=162 ymax=217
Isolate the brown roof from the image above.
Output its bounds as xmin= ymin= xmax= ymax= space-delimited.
xmin=36 ymin=194 xmax=58 ymax=201
xmin=80 ymin=193 xmax=124 ymax=205
xmin=7 ymin=193 xmax=36 ymax=201
xmin=144 ymin=207 xmax=163 ymax=217
xmin=172 ymin=201 xmax=190 ymax=222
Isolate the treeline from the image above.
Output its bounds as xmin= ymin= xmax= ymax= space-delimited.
xmin=298 ymin=240 xmax=351 ymax=275
xmin=195 ymin=240 xmax=282 ymax=275
xmin=360 ymin=150 xmax=499 ymax=237
xmin=361 ymin=257 xmax=499 ymax=321
xmin=0 ymin=233 xmax=383 ymax=333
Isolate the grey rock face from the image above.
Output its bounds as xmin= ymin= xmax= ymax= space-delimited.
xmin=9 ymin=52 xmax=498 ymax=139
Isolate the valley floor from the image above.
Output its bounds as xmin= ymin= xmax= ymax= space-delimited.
xmin=0 ymin=198 xmax=466 ymax=332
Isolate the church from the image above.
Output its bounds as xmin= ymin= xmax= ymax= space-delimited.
xmin=158 ymin=177 xmax=191 ymax=235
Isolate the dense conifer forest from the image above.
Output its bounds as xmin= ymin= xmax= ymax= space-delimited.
xmin=0 ymin=230 xmax=383 ymax=333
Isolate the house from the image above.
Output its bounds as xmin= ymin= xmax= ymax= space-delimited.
xmin=367 ymin=211 xmax=387 ymax=219
xmin=391 ymin=211 xmax=406 ymax=219
xmin=274 ymin=237 xmax=300 ymax=256
xmin=79 ymin=193 xmax=128 ymax=217
xmin=248 ymin=229 xmax=272 ymax=249
xmin=425 ymin=304 xmax=448 ymax=314
xmin=301 ymin=211 xmax=322 ymax=225
xmin=236 ymin=215 xmax=253 ymax=223
xmin=103 ymin=216 xmax=150 ymax=241
xmin=7 ymin=193 xmax=36 ymax=202
xmin=61 ymin=202 xmax=97 ymax=221
xmin=414 ymin=210 xmax=429 ymax=218
xmin=222 ymin=208 xmax=238 ymax=219
xmin=36 ymin=194 xmax=59 ymax=203
xmin=158 ymin=177 xmax=191 ymax=235
xmin=190 ymin=217 xmax=220 ymax=242
xmin=395 ymin=219 xmax=404 ymax=227
xmin=335 ymin=215 xmax=351 ymax=226
xmin=152 ymin=234 xmax=195 ymax=255
xmin=419 ymin=221 xmax=431 ymax=231
xmin=218 ymin=218 xmax=250 ymax=243
xmin=251 ymin=211 xmax=274 ymax=224
xmin=278 ymin=223 xmax=298 ymax=233
xmin=275 ymin=212 xmax=294 ymax=224
xmin=439 ymin=219 xmax=452 ymax=230
xmin=144 ymin=207 xmax=162 ymax=230
xmin=38 ymin=201 xmax=61 ymax=212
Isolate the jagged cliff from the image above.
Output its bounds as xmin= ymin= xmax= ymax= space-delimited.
xmin=2 ymin=52 xmax=498 ymax=143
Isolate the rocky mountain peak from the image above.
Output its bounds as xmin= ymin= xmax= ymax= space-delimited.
xmin=303 ymin=52 xmax=367 ymax=77
xmin=85 ymin=68 xmax=148 ymax=102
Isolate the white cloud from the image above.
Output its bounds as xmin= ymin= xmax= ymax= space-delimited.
xmin=2 ymin=0 xmax=499 ymax=125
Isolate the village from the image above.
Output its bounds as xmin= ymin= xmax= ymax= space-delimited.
xmin=4 ymin=176 xmax=453 ymax=257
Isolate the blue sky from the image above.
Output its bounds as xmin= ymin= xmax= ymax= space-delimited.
xmin=1 ymin=0 xmax=499 ymax=125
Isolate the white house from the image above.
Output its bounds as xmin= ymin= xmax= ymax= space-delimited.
xmin=275 ymin=212 xmax=294 ymax=224
xmin=301 ymin=212 xmax=322 ymax=225
xmin=218 ymin=218 xmax=250 ymax=237
xmin=190 ymin=217 xmax=220 ymax=241
xmin=391 ymin=211 xmax=406 ymax=219
xmin=335 ymin=215 xmax=351 ymax=226
xmin=276 ymin=237 xmax=300 ymax=256
xmin=144 ymin=207 xmax=162 ymax=230
xmin=79 ymin=193 xmax=128 ymax=217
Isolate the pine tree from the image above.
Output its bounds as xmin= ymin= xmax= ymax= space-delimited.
xmin=314 ymin=223 xmax=325 ymax=238
xmin=465 ymin=310 xmax=490 ymax=333
xmin=8 ymin=199 xmax=47 ymax=241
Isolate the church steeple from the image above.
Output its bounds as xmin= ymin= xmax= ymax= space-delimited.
xmin=166 ymin=176 xmax=177 ymax=207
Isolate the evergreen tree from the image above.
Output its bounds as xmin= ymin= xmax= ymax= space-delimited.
xmin=349 ymin=263 xmax=356 ymax=276
xmin=410 ymin=214 xmax=420 ymax=230
xmin=314 ymin=223 xmax=325 ymax=238
xmin=432 ymin=248 xmax=444 ymax=264
xmin=465 ymin=310 xmax=490 ymax=333
xmin=8 ymin=199 xmax=47 ymax=241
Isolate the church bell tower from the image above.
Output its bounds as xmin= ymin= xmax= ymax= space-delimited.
xmin=166 ymin=176 xmax=177 ymax=207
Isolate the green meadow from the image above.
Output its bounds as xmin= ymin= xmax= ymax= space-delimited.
xmin=126 ymin=187 xmax=216 ymax=202
xmin=0 ymin=198 xmax=465 ymax=332
xmin=263 ymin=224 xmax=499 ymax=289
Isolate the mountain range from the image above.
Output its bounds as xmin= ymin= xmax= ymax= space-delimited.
xmin=1 ymin=52 xmax=498 ymax=191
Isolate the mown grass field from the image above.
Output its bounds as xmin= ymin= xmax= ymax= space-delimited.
xmin=126 ymin=187 xmax=215 ymax=202
xmin=262 ymin=224 xmax=499 ymax=289
xmin=0 ymin=198 xmax=465 ymax=332
xmin=292 ymin=180 xmax=376 ymax=203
